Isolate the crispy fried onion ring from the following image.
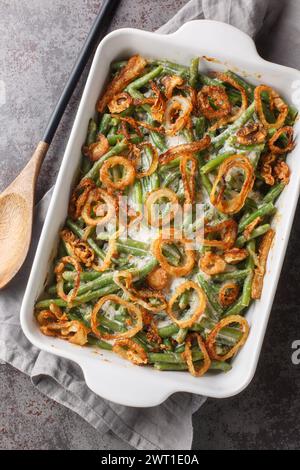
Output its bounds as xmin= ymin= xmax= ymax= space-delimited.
xmin=251 ymin=229 xmax=275 ymax=299
xmin=199 ymin=252 xmax=226 ymax=275
xmin=113 ymin=271 xmax=167 ymax=312
xmin=97 ymin=55 xmax=147 ymax=113
xmin=55 ymin=256 xmax=81 ymax=304
xmin=269 ymin=126 xmax=294 ymax=154
xmin=81 ymin=188 xmax=116 ymax=226
xmin=108 ymin=92 xmax=133 ymax=113
xmin=199 ymin=219 xmax=238 ymax=250
xmin=254 ymin=85 xmax=288 ymax=129
xmin=261 ymin=153 xmax=290 ymax=186
xmin=180 ymin=154 xmax=197 ymax=203
xmin=145 ymin=188 xmax=179 ymax=228
xmin=112 ymin=115 xmax=164 ymax=135
xmin=69 ymin=178 xmax=96 ymax=220
xmin=223 ymin=247 xmax=248 ymax=264
xmin=243 ymin=216 xmax=261 ymax=241
xmin=183 ymin=333 xmax=211 ymax=377
xmin=210 ymin=155 xmax=254 ymax=214
xmin=93 ymin=237 xmax=117 ymax=272
xmin=113 ymin=339 xmax=148 ymax=365
xmin=151 ymin=81 xmax=166 ymax=122
xmin=36 ymin=303 xmax=68 ymax=325
xmin=218 ymin=282 xmax=240 ymax=307
xmin=61 ymin=230 xmax=95 ymax=267
xmin=159 ymin=135 xmax=211 ymax=164
xmin=167 ymin=281 xmax=206 ymax=328
xmin=91 ymin=294 xmax=143 ymax=340
xmin=152 ymin=230 xmax=195 ymax=277
xmin=82 ymin=134 xmax=109 ymax=162
xmin=164 ymin=95 xmax=193 ymax=136
xmin=162 ymin=75 xmax=184 ymax=100
xmin=131 ymin=142 xmax=159 ymax=178
xmin=214 ymin=73 xmax=248 ymax=126
xmin=197 ymin=85 xmax=231 ymax=120
xmin=146 ymin=266 xmax=170 ymax=290
xmin=40 ymin=320 xmax=89 ymax=346
xmin=236 ymin=122 xmax=267 ymax=145
xmin=100 ymin=156 xmax=136 ymax=191
xmin=206 ymin=315 xmax=249 ymax=361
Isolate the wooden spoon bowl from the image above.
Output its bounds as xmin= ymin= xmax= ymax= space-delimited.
xmin=0 ymin=142 xmax=48 ymax=289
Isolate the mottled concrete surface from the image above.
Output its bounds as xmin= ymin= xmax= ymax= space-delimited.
xmin=0 ymin=0 xmax=299 ymax=450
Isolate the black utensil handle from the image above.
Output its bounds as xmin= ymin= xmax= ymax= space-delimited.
xmin=42 ymin=0 xmax=120 ymax=144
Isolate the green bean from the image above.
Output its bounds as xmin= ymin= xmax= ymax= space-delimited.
xmin=154 ymin=360 xmax=232 ymax=372
xmin=88 ymin=335 xmax=113 ymax=351
xmin=149 ymin=350 xmax=202 ymax=364
xmin=35 ymin=283 xmax=119 ymax=309
xmin=238 ymin=202 xmax=275 ymax=233
xmin=197 ymin=274 xmax=223 ymax=317
xmin=241 ymin=241 xmax=255 ymax=307
xmin=194 ymin=116 xmax=206 ymax=139
xmin=223 ymin=296 xmax=245 ymax=317
xmin=199 ymin=73 xmax=223 ymax=87
xmin=84 ymin=141 xmax=128 ymax=181
xmin=155 ymin=60 xmax=189 ymax=79
xmin=99 ymin=113 xmax=111 ymax=135
xmin=189 ymin=57 xmax=199 ymax=88
xmin=223 ymin=71 xmax=254 ymax=100
xmin=263 ymin=182 xmax=285 ymax=204
xmin=111 ymin=60 xmax=127 ymax=72
xmin=126 ymin=65 xmax=163 ymax=90
xmin=116 ymin=240 xmax=149 ymax=257
xmin=200 ymin=152 xmax=235 ymax=174
xmin=211 ymin=101 xmax=255 ymax=149
xmin=236 ymin=224 xmax=271 ymax=247
xmin=66 ymin=219 xmax=106 ymax=261
xmin=212 ymin=269 xmax=251 ymax=283
xmin=63 ymin=271 xmax=102 ymax=282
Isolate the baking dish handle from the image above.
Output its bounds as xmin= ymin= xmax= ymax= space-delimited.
xmin=169 ymin=20 xmax=259 ymax=60
xmin=80 ymin=360 xmax=175 ymax=407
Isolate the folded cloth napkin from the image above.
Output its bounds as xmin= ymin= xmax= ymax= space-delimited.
xmin=0 ymin=0 xmax=282 ymax=451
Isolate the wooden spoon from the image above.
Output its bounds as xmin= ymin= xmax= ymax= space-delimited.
xmin=0 ymin=0 xmax=119 ymax=289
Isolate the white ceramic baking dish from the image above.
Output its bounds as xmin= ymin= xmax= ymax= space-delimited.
xmin=20 ymin=20 xmax=300 ymax=407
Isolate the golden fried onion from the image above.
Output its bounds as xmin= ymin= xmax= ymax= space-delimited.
xmin=183 ymin=333 xmax=211 ymax=377
xmin=100 ymin=156 xmax=136 ymax=191
xmin=133 ymin=142 xmax=159 ymax=179
xmin=69 ymin=178 xmax=96 ymax=220
xmin=254 ymin=85 xmax=288 ymax=129
xmin=218 ymin=282 xmax=240 ymax=307
xmin=113 ymin=271 xmax=167 ymax=312
xmin=91 ymin=294 xmax=143 ymax=340
xmin=162 ymin=75 xmax=184 ymax=100
xmin=152 ymin=230 xmax=195 ymax=277
xmin=168 ymin=281 xmax=206 ymax=329
xmin=198 ymin=85 xmax=231 ymax=120
xmin=55 ymin=256 xmax=82 ymax=304
xmin=113 ymin=339 xmax=148 ymax=365
xmin=146 ymin=266 xmax=170 ymax=291
xmin=180 ymin=154 xmax=197 ymax=203
xmin=269 ymin=126 xmax=294 ymax=154
xmin=210 ymin=155 xmax=254 ymax=214
xmin=236 ymin=122 xmax=267 ymax=145
xmin=97 ymin=55 xmax=147 ymax=113
xmin=251 ymin=229 xmax=275 ymax=299
xmin=159 ymin=135 xmax=211 ymax=164
xmin=145 ymin=188 xmax=179 ymax=228
xmin=199 ymin=219 xmax=238 ymax=251
xmin=81 ymin=188 xmax=116 ymax=226
xmin=206 ymin=315 xmax=249 ymax=361
xmin=40 ymin=320 xmax=89 ymax=346
xmin=199 ymin=252 xmax=226 ymax=275
xmin=108 ymin=92 xmax=133 ymax=114
xmin=83 ymin=134 xmax=109 ymax=162
xmin=223 ymin=247 xmax=248 ymax=264
xmin=164 ymin=95 xmax=193 ymax=136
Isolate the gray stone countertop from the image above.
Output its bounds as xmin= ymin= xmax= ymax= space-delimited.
xmin=0 ymin=0 xmax=299 ymax=450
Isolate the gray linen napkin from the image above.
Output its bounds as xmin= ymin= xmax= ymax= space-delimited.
xmin=0 ymin=0 xmax=282 ymax=451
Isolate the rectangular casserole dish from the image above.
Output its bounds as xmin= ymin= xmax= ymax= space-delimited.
xmin=20 ymin=20 xmax=300 ymax=407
